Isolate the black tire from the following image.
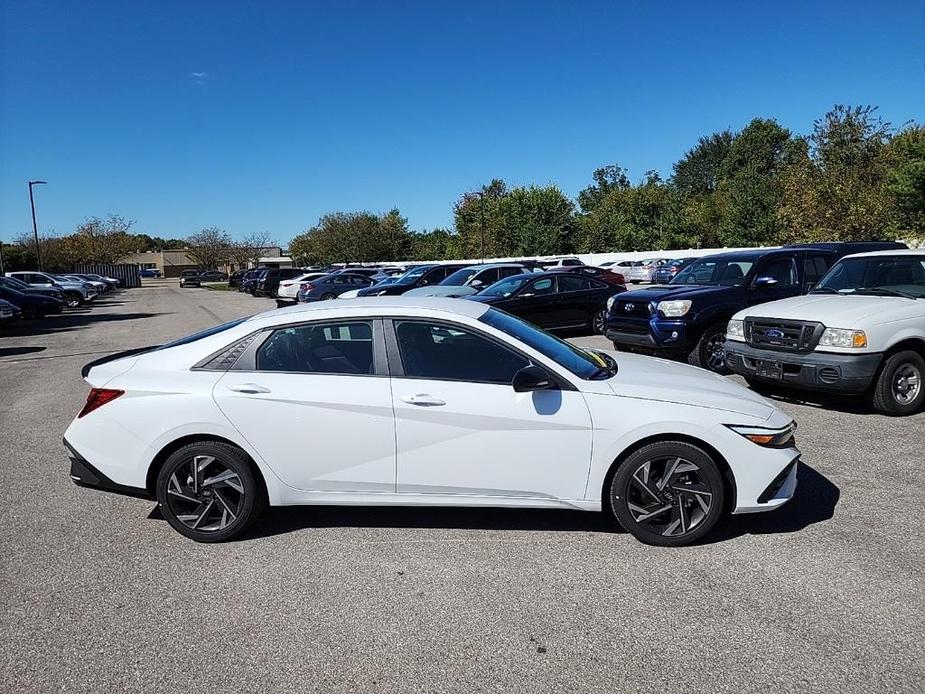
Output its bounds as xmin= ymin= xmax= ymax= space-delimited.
xmin=156 ymin=441 xmax=266 ymax=542
xmin=269 ymin=286 xmax=279 ymax=299
xmin=592 ymin=308 xmax=607 ymax=335
xmin=609 ymin=441 xmax=726 ymax=547
xmin=869 ymin=350 xmax=925 ymax=416
xmin=64 ymin=292 xmax=84 ymax=308
xmin=321 ymin=293 xmax=337 ymax=301
xmin=689 ymin=324 xmax=730 ymax=374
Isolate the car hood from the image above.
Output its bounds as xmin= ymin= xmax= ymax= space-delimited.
xmin=405 ymin=285 xmax=478 ymax=298
xmin=733 ymin=294 xmax=923 ymax=327
xmin=603 ymin=351 xmax=775 ymax=420
xmin=617 ymin=284 xmax=739 ymax=304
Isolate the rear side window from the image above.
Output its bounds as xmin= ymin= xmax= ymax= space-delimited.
xmin=257 ymin=321 xmax=374 ymax=374
xmin=557 ymin=275 xmax=593 ymax=292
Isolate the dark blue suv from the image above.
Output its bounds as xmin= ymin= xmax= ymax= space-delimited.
xmin=605 ymin=242 xmax=907 ymax=372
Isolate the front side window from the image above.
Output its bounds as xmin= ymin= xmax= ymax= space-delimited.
xmin=478 ymin=274 xmax=531 ymax=297
xmin=673 ymin=257 xmax=755 ymax=286
xmin=441 ymin=268 xmax=479 ymax=286
xmin=257 ymin=321 xmax=374 ymax=374
xmin=755 ymin=258 xmax=797 ymax=287
xmin=523 ymin=278 xmax=555 ymax=296
xmin=395 ymin=320 xmax=528 ymax=384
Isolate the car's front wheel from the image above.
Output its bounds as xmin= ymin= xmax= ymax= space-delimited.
xmin=869 ymin=350 xmax=924 ymax=416
xmin=64 ymin=292 xmax=84 ymax=308
xmin=689 ymin=324 xmax=729 ymax=374
xmin=609 ymin=441 xmax=726 ymax=546
xmin=156 ymin=441 xmax=266 ymax=542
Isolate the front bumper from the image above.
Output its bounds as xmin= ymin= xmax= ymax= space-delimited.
xmin=606 ymin=317 xmax=696 ymax=353
xmin=724 ymin=340 xmax=881 ymax=394
xmin=64 ymin=439 xmax=152 ymax=499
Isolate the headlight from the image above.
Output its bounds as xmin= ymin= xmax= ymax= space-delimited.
xmin=726 ymin=319 xmax=744 ymax=341
xmin=606 ymin=296 xmax=616 ymax=311
xmin=727 ymin=422 xmax=796 ymax=448
xmin=657 ymin=299 xmax=692 ymax=317
xmin=818 ymin=328 xmax=867 ymax=349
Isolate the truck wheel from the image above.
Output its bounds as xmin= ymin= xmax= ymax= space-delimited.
xmin=689 ymin=324 xmax=730 ymax=374
xmin=869 ymin=351 xmax=924 ymax=416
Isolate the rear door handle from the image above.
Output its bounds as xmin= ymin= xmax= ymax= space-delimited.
xmin=400 ymin=394 xmax=446 ymax=406
xmin=227 ymin=383 xmax=271 ymax=394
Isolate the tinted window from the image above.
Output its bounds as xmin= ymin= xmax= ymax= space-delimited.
xmin=815 ymin=255 xmax=925 ymax=297
xmin=524 ymin=278 xmax=554 ymax=296
xmin=499 ymin=266 xmax=526 ymax=279
xmin=673 ymin=256 xmax=755 ymax=286
xmin=804 ymin=254 xmax=833 ymax=284
xmin=395 ymin=321 xmax=528 ymax=384
xmin=557 ymin=275 xmax=593 ymax=292
xmin=478 ymin=274 xmax=532 ymax=297
xmin=257 ymin=321 xmax=374 ymax=374
xmin=442 ymin=268 xmax=480 ymax=285
xmin=756 ymin=258 xmax=797 ymax=287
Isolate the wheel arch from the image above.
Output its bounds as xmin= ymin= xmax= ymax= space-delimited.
xmin=146 ymin=434 xmax=269 ymax=502
xmin=883 ymin=337 xmax=925 ymax=360
xmin=600 ymin=433 xmax=737 ymax=513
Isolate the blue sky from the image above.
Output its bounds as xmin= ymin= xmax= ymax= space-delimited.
xmin=1 ymin=1 xmax=923 ymax=245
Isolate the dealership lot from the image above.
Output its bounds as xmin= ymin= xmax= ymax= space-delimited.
xmin=1 ymin=282 xmax=923 ymax=692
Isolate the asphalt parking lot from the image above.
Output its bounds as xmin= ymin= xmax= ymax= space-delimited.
xmin=1 ymin=281 xmax=923 ymax=693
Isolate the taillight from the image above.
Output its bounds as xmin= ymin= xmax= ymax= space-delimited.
xmin=78 ymin=388 xmax=124 ymax=418
xmin=300 ymin=282 xmax=313 ymax=290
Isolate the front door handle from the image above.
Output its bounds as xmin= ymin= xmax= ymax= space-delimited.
xmin=227 ymin=383 xmax=271 ymax=394
xmin=400 ymin=394 xmax=446 ymax=406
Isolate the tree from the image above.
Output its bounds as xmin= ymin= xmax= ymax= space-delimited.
xmin=64 ymin=214 xmax=137 ymax=264
xmin=228 ymin=230 xmax=276 ymax=269
xmin=778 ymin=105 xmax=897 ymax=241
xmin=885 ymin=124 xmax=925 ymax=236
xmin=578 ymin=165 xmax=631 ymax=213
xmin=289 ymin=210 xmax=413 ymax=265
xmin=410 ymin=228 xmax=457 ymax=261
xmin=185 ymin=226 xmax=233 ymax=269
xmin=672 ymin=131 xmax=735 ymax=196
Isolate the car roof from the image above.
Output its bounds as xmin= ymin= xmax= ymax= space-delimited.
xmin=841 ymin=248 xmax=925 ymax=260
xmin=246 ymin=296 xmax=491 ymax=325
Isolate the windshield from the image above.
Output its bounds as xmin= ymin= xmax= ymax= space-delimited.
xmin=478 ymin=274 xmax=532 ymax=297
xmin=479 ymin=308 xmax=612 ymax=380
xmin=814 ymin=255 xmax=925 ymax=298
xmin=1 ymin=276 xmax=31 ymax=289
xmin=441 ymin=268 xmax=479 ymax=286
xmin=398 ymin=266 xmax=431 ymax=282
xmin=672 ymin=256 xmax=755 ymax=286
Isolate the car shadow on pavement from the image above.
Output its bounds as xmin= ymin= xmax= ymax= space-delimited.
xmin=745 ymin=383 xmax=875 ymax=416
xmin=0 ymin=345 xmax=46 ymax=358
xmin=4 ymin=313 xmax=160 ymax=337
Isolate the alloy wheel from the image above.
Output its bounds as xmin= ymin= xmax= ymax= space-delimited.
xmin=66 ymin=295 xmax=80 ymax=308
xmin=892 ymin=363 xmax=922 ymax=405
xmin=593 ymin=309 xmax=607 ymax=334
xmin=705 ymin=332 xmax=726 ymax=371
xmin=165 ymin=455 xmax=245 ymax=532
xmin=625 ymin=456 xmax=714 ymax=537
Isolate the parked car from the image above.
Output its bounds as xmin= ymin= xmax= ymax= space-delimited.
xmin=228 ymin=269 xmax=247 ymax=287
xmin=277 ymin=272 xmax=329 ymax=300
xmin=6 ymin=271 xmax=96 ymax=307
xmin=71 ymin=273 xmax=120 ymax=290
xmin=725 ymin=249 xmax=925 ymax=415
xmin=0 ymin=275 xmax=67 ymax=303
xmin=356 ymin=264 xmax=469 ymax=297
xmin=466 ymin=271 xmax=615 ymax=334
xmin=338 ymin=276 xmax=401 ymax=299
xmin=139 ymin=268 xmax=161 ymax=278
xmin=296 ymin=273 xmax=375 ymax=302
xmin=65 ymin=297 xmax=799 ymax=546
xmin=329 ymin=267 xmax=381 ymax=278
xmin=179 ymin=270 xmax=202 ymax=288
xmin=60 ymin=274 xmax=108 ymax=294
xmin=198 ymin=270 xmax=228 ymax=282
xmin=404 ymin=263 xmax=532 ymax=298
xmin=369 ymin=267 xmax=406 ymax=282
xmin=651 ymin=258 xmax=697 ymax=284
xmin=605 ymin=242 xmax=908 ymax=373
xmin=542 ymin=257 xmax=584 ymax=268
xmin=547 ymin=265 xmax=627 ymax=288
xmin=0 ymin=297 xmax=20 ymax=326
xmin=238 ymin=269 xmax=266 ymax=293
xmin=626 ymin=259 xmax=670 ymax=284
xmin=253 ymin=268 xmax=306 ymax=297
xmin=0 ymin=283 xmax=64 ymax=318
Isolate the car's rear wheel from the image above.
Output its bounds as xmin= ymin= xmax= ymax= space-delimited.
xmin=689 ymin=324 xmax=729 ymax=374
xmin=869 ymin=350 xmax=924 ymax=416
xmin=156 ymin=441 xmax=266 ymax=542
xmin=592 ymin=308 xmax=607 ymax=335
xmin=609 ymin=441 xmax=725 ymax=547
xmin=64 ymin=292 xmax=83 ymax=308
xmin=321 ymin=292 xmax=337 ymax=300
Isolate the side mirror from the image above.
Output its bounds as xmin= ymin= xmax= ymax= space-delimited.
xmin=469 ymin=279 xmax=484 ymax=288
xmin=417 ymin=279 xmax=429 ymax=286
xmin=753 ymin=276 xmax=779 ymax=288
xmin=512 ymin=365 xmax=556 ymax=393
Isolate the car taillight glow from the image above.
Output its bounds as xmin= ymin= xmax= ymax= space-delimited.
xmin=301 ymin=283 xmax=313 ymax=290
xmin=78 ymin=388 xmax=125 ymax=418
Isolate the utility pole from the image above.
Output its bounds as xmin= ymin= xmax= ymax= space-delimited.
xmin=0 ymin=239 xmax=5 ymax=274
xmin=28 ymin=180 xmax=47 ymax=270
xmin=472 ymin=190 xmax=486 ymax=264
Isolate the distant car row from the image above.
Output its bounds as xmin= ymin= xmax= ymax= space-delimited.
xmin=0 ymin=270 xmax=120 ymax=325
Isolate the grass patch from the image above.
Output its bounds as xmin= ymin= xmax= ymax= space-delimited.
xmin=202 ymin=282 xmax=235 ymax=291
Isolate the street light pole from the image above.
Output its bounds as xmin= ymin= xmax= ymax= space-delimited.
xmin=472 ymin=190 xmax=485 ymax=264
xmin=28 ymin=180 xmax=47 ymax=271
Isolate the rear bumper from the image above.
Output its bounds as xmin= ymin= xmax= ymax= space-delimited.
xmin=64 ymin=438 xmax=152 ymax=499
xmin=724 ymin=341 xmax=881 ymax=394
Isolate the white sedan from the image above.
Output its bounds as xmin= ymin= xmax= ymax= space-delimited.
xmin=277 ymin=272 xmax=328 ymax=299
xmin=64 ymin=298 xmax=799 ymax=546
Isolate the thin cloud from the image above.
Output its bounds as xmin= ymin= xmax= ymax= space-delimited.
xmin=190 ymin=71 xmax=209 ymax=83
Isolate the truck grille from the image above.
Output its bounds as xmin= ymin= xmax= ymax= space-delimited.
xmin=745 ymin=318 xmax=823 ymax=352
xmin=612 ymin=300 xmax=652 ymax=319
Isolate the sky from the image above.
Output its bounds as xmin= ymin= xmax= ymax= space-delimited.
xmin=1 ymin=0 xmax=923 ymax=245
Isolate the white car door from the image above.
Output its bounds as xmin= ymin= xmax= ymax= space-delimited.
xmin=388 ymin=319 xmax=593 ymax=500
xmin=213 ymin=319 xmax=396 ymax=492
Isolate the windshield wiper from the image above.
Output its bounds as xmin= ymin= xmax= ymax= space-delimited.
xmin=853 ymin=287 xmax=918 ymax=299
xmin=810 ymin=286 xmax=841 ymax=294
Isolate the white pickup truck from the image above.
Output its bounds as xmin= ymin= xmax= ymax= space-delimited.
xmin=724 ymin=249 xmax=925 ymax=415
